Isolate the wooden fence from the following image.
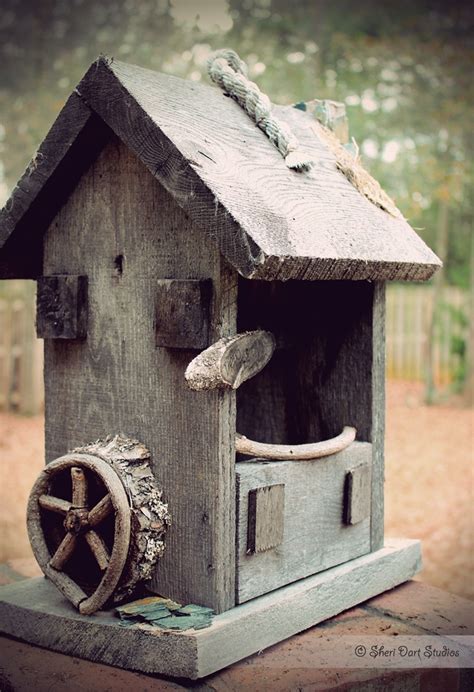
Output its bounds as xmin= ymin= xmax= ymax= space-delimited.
xmin=0 ymin=284 xmax=469 ymax=414
xmin=386 ymin=284 xmax=468 ymax=386
xmin=0 ymin=296 xmax=43 ymax=414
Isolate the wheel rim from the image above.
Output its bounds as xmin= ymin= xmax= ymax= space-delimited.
xmin=27 ymin=453 xmax=131 ymax=615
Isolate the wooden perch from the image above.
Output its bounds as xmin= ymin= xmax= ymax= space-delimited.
xmin=71 ymin=467 xmax=87 ymax=506
xmin=235 ymin=426 xmax=356 ymax=461
xmin=185 ymin=330 xmax=276 ymax=391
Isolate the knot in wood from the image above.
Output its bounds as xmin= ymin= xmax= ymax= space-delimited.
xmin=64 ymin=507 xmax=90 ymax=535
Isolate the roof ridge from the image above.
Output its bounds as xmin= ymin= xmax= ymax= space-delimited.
xmin=0 ymin=57 xmax=440 ymax=282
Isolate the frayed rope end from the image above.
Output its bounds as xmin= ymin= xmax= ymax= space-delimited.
xmin=285 ymin=150 xmax=315 ymax=172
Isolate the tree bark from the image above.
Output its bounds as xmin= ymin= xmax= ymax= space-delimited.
xmin=425 ymin=201 xmax=449 ymax=405
xmin=463 ymin=226 xmax=474 ymax=406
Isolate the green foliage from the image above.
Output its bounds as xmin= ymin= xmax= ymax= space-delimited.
xmin=442 ymin=302 xmax=469 ymax=392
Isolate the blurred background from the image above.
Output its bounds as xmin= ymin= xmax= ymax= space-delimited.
xmin=0 ymin=0 xmax=472 ymax=597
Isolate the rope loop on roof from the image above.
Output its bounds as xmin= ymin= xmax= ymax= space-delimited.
xmin=207 ymin=49 xmax=314 ymax=172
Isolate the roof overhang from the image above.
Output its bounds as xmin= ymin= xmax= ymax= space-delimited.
xmin=0 ymin=57 xmax=441 ymax=281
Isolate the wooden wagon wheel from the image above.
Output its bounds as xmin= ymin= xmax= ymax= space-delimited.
xmin=27 ymin=435 xmax=170 ymax=615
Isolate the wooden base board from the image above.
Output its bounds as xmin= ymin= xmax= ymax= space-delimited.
xmin=0 ymin=539 xmax=421 ymax=680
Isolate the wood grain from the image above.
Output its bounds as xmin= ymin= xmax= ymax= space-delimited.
xmin=237 ymin=280 xmax=373 ymax=443
xmin=247 ymin=484 xmax=285 ymax=554
xmin=42 ymin=137 xmax=237 ymax=613
xmin=236 ymin=442 xmax=372 ymax=603
xmin=370 ymin=282 xmax=386 ymax=550
xmin=237 ymin=279 xmax=386 ymax=555
xmin=155 ymin=279 xmax=212 ymax=349
xmin=36 ymin=275 xmax=88 ymax=340
xmin=0 ymin=539 xmax=422 ymax=680
xmin=0 ymin=96 xmax=111 ymax=279
xmin=0 ymin=57 xmax=440 ymax=282
xmin=344 ymin=462 xmax=372 ymax=525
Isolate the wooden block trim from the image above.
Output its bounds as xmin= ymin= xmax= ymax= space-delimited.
xmin=36 ymin=275 xmax=88 ymax=339
xmin=247 ymin=484 xmax=285 ymax=554
xmin=155 ymin=279 xmax=212 ymax=349
xmin=344 ymin=462 xmax=372 ymax=525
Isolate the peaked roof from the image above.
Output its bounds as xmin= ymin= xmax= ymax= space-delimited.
xmin=0 ymin=57 xmax=440 ymax=281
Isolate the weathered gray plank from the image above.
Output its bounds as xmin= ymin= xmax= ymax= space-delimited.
xmin=371 ymin=282 xmax=386 ymax=550
xmin=155 ymin=279 xmax=211 ymax=349
xmin=344 ymin=462 xmax=372 ymax=525
xmin=0 ymin=539 xmax=422 ymax=680
xmin=247 ymin=484 xmax=285 ymax=554
xmin=236 ymin=442 xmax=372 ymax=603
xmin=196 ymin=538 xmax=422 ymax=678
xmin=1 ymin=57 xmax=440 ymax=282
xmin=98 ymin=60 xmax=441 ymax=282
xmin=42 ymin=137 xmax=237 ymax=613
xmin=75 ymin=58 xmax=263 ymax=281
xmin=237 ymin=279 xmax=385 ymax=554
xmin=237 ymin=280 xmax=374 ymax=443
xmin=36 ymin=275 xmax=88 ymax=339
xmin=0 ymin=96 xmax=111 ymax=279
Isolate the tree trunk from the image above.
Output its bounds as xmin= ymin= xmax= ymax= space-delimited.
xmin=463 ymin=226 xmax=474 ymax=406
xmin=425 ymin=201 xmax=449 ymax=405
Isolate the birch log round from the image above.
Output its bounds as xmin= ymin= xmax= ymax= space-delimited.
xmin=27 ymin=434 xmax=170 ymax=615
xmin=185 ymin=330 xmax=276 ymax=390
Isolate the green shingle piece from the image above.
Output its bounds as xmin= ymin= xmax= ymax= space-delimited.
xmin=115 ymin=596 xmax=214 ymax=631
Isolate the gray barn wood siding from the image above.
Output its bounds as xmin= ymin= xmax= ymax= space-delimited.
xmin=43 ymin=135 xmax=237 ymax=613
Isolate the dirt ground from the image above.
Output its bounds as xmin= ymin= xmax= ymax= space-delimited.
xmin=0 ymin=380 xmax=472 ymax=598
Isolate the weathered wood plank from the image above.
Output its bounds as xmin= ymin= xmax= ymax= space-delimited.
xmin=88 ymin=59 xmax=441 ymax=282
xmin=43 ymin=137 xmax=237 ymax=613
xmin=237 ymin=278 xmax=385 ymax=555
xmin=36 ymin=275 xmax=88 ymax=339
xmin=0 ymin=96 xmax=111 ymax=279
xmin=344 ymin=462 xmax=372 ymax=525
xmin=371 ymin=282 xmax=386 ymax=550
xmin=1 ymin=57 xmax=440 ymax=281
xmin=237 ymin=280 xmax=375 ymax=443
xmin=185 ymin=330 xmax=275 ymax=390
xmin=236 ymin=442 xmax=372 ymax=603
xmin=247 ymin=484 xmax=285 ymax=554
xmin=75 ymin=58 xmax=263 ymax=281
xmin=0 ymin=539 xmax=422 ymax=680
xmin=155 ymin=279 xmax=212 ymax=349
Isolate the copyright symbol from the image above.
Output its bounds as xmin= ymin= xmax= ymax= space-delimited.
xmin=355 ymin=645 xmax=366 ymax=657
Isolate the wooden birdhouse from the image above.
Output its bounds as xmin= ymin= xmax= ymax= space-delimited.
xmin=0 ymin=55 xmax=440 ymax=678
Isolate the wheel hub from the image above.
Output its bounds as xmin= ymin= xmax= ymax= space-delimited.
xmin=64 ymin=507 xmax=89 ymax=535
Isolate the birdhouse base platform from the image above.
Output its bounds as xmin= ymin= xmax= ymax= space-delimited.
xmin=0 ymin=538 xmax=421 ymax=680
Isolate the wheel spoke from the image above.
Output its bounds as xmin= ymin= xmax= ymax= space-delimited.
xmin=71 ymin=467 xmax=88 ymax=506
xmin=38 ymin=495 xmax=71 ymax=515
xmin=49 ymin=533 xmax=77 ymax=570
xmin=85 ymin=530 xmax=110 ymax=571
xmin=88 ymin=494 xmax=113 ymax=527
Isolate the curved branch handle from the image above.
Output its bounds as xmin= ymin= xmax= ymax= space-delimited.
xmin=235 ymin=426 xmax=356 ymax=461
